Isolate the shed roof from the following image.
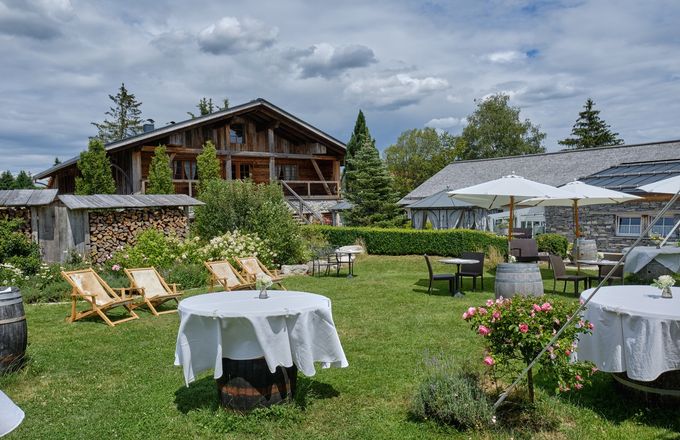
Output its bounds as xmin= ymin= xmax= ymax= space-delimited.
xmin=0 ymin=189 xmax=58 ymax=207
xmin=58 ymin=194 xmax=204 ymax=210
xmin=406 ymin=190 xmax=474 ymax=209
xmin=329 ymin=200 xmax=352 ymax=211
xmin=580 ymin=159 xmax=680 ymax=194
xmin=400 ymin=140 xmax=680 ymax=205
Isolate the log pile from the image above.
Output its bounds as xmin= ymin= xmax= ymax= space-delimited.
xmin=1 ymin=208 xmax=31 ymax=237
xmin=88 ymin=208 xmax=188 ymax=264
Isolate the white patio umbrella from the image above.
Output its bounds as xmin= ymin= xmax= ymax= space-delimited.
xmin=447 ymin=173 xmax=574 ymax=241
xmin=639 ymin=175 xmax=680 ymax=246
xmin=519 ymin=180 xmax=641 ymax=238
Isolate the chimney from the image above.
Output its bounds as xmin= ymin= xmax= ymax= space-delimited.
xmin=143 ymin=119 xmax=155 ymax=133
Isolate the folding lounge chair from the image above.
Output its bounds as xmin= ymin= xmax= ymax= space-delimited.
xmin=62 ymin=268 xmax=139 ymax=327
xmin=236 ymin=256 xmax=286 ymax=290
xmin=204 ymin=260 xmax=252 ymax=292
xmin=124 ymin=267 xmax=183 ymax=316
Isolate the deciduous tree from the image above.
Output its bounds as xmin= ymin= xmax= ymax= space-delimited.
xmin=75 ymin=139 xmax=116 ymax=195
xmin=146 ymin=145 xmax=174 ymax=194
xmin=91 ymin=83 xmax=144 ymax=143
xmin=559 ymin=98 xmax=623 ymax=149
xmin=384 ymin=128 xmax=458 ymax=197
xmin=457 ymin=94 xmax=546 ymax=160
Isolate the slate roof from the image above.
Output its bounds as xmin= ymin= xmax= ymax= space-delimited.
xmin=406 ymin=190 xmax=473 ymax=209
xmin=58 ymin=194 xmax=204 ymax=210
xmin=329 ymin=200 xmax=352 ymax=211
xmin=399 ymin=140 xmax=680 ymax=205
xmin=0 ymin=189 xmax=58 ymax=207
xmin=580 ymin=159 xmax=680 ymax=194
xmin=35 ymin=98 xmax=346 ymax=180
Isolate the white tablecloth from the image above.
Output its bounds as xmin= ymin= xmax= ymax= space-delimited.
xmin=578 ymin=285 xmax=680 ymax=381
xmin=0 ymin=390 xmax=24 ymax=437
xmin=623 ymin=246 xmax=680 ymax=274
xmin=174 ymin=290 xmax=348 ymax=385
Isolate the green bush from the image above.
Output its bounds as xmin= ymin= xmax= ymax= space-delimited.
xmin=536 ymin=233 xmax=569 ymax=258
xmin=160 ymin=264 xmax=208 ymax=290
xmin=0 ymin=218 xmax=41 ymax=275
xmin=199 ymin=230 xmax=275 ymax=268
xmin=411 ymin=355 xmax=493 ymax=430
xmin=111 ymin=229 xmax=182 ymax=269
xmin=304 ymin=225 xmax=507 ymax=257
xmin=193 ymin=180 xmax=307 ymax=265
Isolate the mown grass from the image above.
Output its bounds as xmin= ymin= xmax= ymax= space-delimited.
xmin=2 ymin=255 xmax=680 ymax=439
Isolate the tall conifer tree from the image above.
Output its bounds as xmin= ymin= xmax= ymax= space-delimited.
xmin=146 ymin=145 xmax=174 ymax=194
xmin=343 ymin=110 xmax=372 ymax=193
xmin=91 ymin=83 xmax=144 ymax=143
xmin=0 ymin=171 xmax=14 ymax=190
xmin=13 ymin=171 xmax=35 ymax=189
xmin=75 ymin=139 xmax=116 ymax=195
xmin=344 ymin=139 xmax=403 ymax=227
xmin=559 ymin=98 xmax=623 ymax=149
xmin=196 ymin=140 xmax=221 ymax=195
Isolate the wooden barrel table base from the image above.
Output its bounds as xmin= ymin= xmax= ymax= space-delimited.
xmin=0 ymin=287 xmax=27 ymax=374
xmin=494 ymin=263 xmax=544 ymax=299
xmin=216 ymin=357 xmax=298 ymax=411
xmin=613 ymin=371 xmax=680 ymax=405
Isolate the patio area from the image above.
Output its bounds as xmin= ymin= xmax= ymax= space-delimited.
xmin=2 ymin=255 xmax=678 ymax=439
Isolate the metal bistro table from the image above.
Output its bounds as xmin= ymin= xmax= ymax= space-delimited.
xmin=174 ymin=290 xmax=348 ymax=410
xmin=336 ymin=248 xmax=363 ymax=278
xmin=577 ymin=259 xmax=622 ymax=287
xmin=439 ymin=258 xmax=480 ymax=297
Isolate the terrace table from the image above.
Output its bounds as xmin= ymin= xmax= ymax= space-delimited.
xmin=0 ymin=390 xmax=24 ymax=436
xmin=439 ymin=258 xmax=480 ymax=297
xmin=336 ymin=247 xmax=363 ymax=278
xmin=174 ymin=291 xmax=348 ymax=409
xmin=578 ymin=285 xmax=680 ymax=388
xmin=623 ymin=246 xmax=680 ymax=274
xmin=576 ymin=259 xmax=622 ymax=287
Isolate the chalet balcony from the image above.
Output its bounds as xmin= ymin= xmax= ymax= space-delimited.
xmin=141 ymin=179 xmax=340 ymax=199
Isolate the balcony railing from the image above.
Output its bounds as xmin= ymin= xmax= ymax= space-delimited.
xmin=141 ymin=179 xmax=340 ymax=199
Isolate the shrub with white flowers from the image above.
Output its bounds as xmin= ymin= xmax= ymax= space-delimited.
xmin=199 ymin=230 xmax=274 ymax=267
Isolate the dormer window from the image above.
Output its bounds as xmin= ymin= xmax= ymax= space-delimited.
xmin=230 ymin=125 xmax=245 ymax=144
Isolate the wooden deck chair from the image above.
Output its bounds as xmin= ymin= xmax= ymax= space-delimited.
xmin=204 ymin=260 xmax=252 ymax=292
xmin=124 ymin=267 xmax=183 ymax=316
xmin=236 ymin=256 xmax=286 ymax=290
xmin=61 ymin=268 xmax=139 ymax=327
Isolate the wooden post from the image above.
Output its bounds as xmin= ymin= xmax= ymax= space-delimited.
xmin=310 ymin=159 xmax=332 ymax=195
xmin=131 ymin=150 xmax=142 ymax=194
xmin=573 ymin=199 xmax=580 ymax=238
xmin=268 ymin=128 xmax=275 ymax=182
xmin=226 ymin=155 xmax=232 ymax=180
xmin=508 ymin=196 xmax=514 ymax=242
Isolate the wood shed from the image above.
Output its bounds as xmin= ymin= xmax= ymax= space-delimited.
xmin=0 ymin=190 xmax=203 ymax=263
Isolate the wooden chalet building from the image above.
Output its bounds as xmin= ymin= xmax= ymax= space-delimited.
xmin=35 ymin=98 xmax=346 ymax=221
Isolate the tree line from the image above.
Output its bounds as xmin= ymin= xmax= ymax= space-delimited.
xmin=0 ymin=170 xmax=36 ymax=190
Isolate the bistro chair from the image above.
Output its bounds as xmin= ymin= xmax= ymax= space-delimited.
xmin=588 ymin=252 xmax=624 ymax=288
xmin=61 ymin=268 xmax=139 ymax=327
xmin=311 ymin=247 xmax=336 ymax=276
xmin=204 ymin=260 xmax=253 ymax=292
xmin=458 ymin=252 xmax=485 ymax=291
xmin=236 ymin=256 xmax=286 ymax=290
xmin=510 ymin=238 xmax=540 ymax=263
xmin=549 ymin=254 xmax=588 ymax=295
xmin=123 ymin=267 xmax=183 ymax=316
xmin=423 ymin=254 xmax=457 ymax=295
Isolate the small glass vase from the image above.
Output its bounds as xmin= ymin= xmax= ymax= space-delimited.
xmin=661 ymin=286 xmax=673 ymax=299
xmin=258 ymin=287 xmax=269 ymax=299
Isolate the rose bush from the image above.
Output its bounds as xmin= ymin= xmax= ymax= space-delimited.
xmin=464 ymin=296 xmax=595 ymax=402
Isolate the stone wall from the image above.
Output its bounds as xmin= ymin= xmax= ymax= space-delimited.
xmin=0 ymin=207 xmax=31 ymax=237
xmin=89 ymin=207 xmax=188 ymax=263
xmin=545 ymin=199 xmax=680 ymax=252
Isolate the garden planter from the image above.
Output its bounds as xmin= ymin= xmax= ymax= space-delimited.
xmin=0 ymin=287 xmax=27 ymax=374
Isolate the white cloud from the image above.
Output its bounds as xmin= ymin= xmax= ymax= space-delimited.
xmin=425 ymin=116 xmax=467 ymax=130
xmin=198 ymin=16 xmax=278 ymax=54
xmin=486 ymin=50 xmax=526 ymax=63
xmin=344 ymin=73 xmax=449 ymax=110
xmin=291 ymin=43 xmax=377 ymax=78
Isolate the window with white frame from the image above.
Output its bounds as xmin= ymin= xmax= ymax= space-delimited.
xmin=616 ymin=216 xmax=641 ymax=237
xmin=650 ymin=216 xmax=678 ymax=238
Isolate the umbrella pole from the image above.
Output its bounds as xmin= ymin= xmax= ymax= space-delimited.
xmin=509 ymin=196 xmax=514 ymax=241
xmin=573 ymin=199 xmax=580 ymax=238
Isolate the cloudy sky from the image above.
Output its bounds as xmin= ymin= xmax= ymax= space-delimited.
xmin=2 ymin=0 xmax=680 ymax=175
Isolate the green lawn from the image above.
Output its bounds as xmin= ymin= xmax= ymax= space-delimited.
xmin=2 ymin=255 xmax=679 ymax=439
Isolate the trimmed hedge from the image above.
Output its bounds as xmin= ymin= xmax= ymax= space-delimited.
xmin=305 ymin=225 xmax=507 ymax=257
xmin=536 ymin=233 xmax=569 ymax=258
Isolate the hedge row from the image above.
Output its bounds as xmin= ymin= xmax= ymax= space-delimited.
xmin=305 ymin=225 xmax=507 ymax=257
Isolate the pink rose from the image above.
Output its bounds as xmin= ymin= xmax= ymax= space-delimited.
xmin=574 ymin=383 xmax=583 ymax=390
xmin=541 ymin=302 xmax=552 ymax=311
xmin=483 ymin=356 xmax=495 ymax=366
xmin=478 ymin=325 xmax=491 ymax=336
xmin=462 ymin=312 xmax=469 ymax=320
xmin=519 ymin=323 xmax=529 ymax=333
xmin=467 ymin=307 xmax=476 ymax=317
xmin=591 ymin=367 xmax=599 ymax=373
xmin=111 ymin=264 xmax=121 ymax=272
xmin=478 ymin=307 xmax=488 ymax=315
xmin=486 ymin=299 xmax=494 ymax=307
xmin=587 ymin=322 xmax=594 ymax=330
xmin=532 ymin=304 xmax=541 ymax=312
xmin=565 ymin=349 xmax=572 ymax=356
xmin=530 ymin=311 xmax=535 ymax=318
xmin=575 ymin=375 xmax=582 ymax=382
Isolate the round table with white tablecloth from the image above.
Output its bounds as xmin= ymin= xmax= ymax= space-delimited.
xmin=578 ymin=285 xmax=680 ymax=382
xmin=174 ymin=290 xmax=349 ymax=386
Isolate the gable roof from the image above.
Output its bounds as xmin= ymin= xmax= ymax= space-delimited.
xmin=58 ymin=194 xmax=203 ymax=210
xmin=580 ymin=159 xmax=680 ymax=194
xmin=35 ymin=98 xmax=346 ymax=180
xmin=400 ymin=139 xmax=680 ymax=205
xmin=406 ymin=190 xmax=473 ymax=209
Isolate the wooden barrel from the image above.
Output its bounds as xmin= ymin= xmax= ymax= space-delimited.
xmin=575 ymin=238 xmax=598 ymax=262
xmin=0 ymin=287 xmax=27 ymax=374
xmin=494 ymin=263 xmax=544 ymax=299
xmin=216 ymin=357 xmax=297 ymax=411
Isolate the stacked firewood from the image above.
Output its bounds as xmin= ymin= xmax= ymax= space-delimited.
xmin=2 ymin=208 xmax=31 ymax=237
xmin=88 ymin=208 xmax=188 ymax=263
